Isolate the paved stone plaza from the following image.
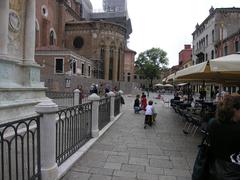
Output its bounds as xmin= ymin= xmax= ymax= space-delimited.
xmin=62 ymin=94 xmax=201 ymax=180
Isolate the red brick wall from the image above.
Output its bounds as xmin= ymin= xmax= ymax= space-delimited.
xmin=179 ymin=45 xmax=192 ymax=65
xmin=36 ymin=0 xmax=80 ymax=48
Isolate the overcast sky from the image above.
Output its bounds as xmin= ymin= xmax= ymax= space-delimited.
xmin=90 ymin=0 xmax=240 ymax=67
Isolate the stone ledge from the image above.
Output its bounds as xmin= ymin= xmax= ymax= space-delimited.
xmin=0 ymin=98 xmax=49 ymax=109
xmin=58 ymin=112 xmax=124 ymax=179
xmin=0 ymin=87 xmax=46 ymax=91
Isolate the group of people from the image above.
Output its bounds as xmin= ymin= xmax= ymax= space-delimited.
xmin=89 ymin=83 xmax=119 ymax=97
xmin=134 ymin=93 xmax=156 ymax=128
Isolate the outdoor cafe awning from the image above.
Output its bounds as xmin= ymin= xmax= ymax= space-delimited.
xmin=175 ymin=54 xmax=240 ymax=83
xmin=166 ymin=73 xmax=175 ymax=82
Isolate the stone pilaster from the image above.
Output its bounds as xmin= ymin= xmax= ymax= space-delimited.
xmin=0 ymin=0 xmax=9 ymax=56
xmin=24 ymin=0 xmax=36 ymax=64
xmin=104 ymin=47 xmax=110 ymax=80
xmin=112 ymin=48 xmax=118 ymax=82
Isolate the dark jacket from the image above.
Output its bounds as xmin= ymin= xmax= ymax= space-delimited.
xmin=208 ymin=119 xmax=240 ymax=161
xmin=134 ymin=99 xmax=140 ymax=107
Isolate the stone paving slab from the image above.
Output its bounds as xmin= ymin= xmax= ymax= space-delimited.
xmin=61 ymin=93 xmax=201 ymax=180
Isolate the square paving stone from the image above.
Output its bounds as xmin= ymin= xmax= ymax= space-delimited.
xmin=104 ymin=162 xmax=122 ymax=170
xmin=137 ymin=172 xmax=159 ymax=180
xmin=149 ymin=159 xmax=173 ymax=168
xmin=164 ymin=168 xmax=191 ymax=177
xmin=129 ymin=157 xmax=149 ymax=166
xmin=121 ymin=164 xmax=145 ymax=172
xmin=112 ymin=176 xmax=137 ymax=180
xmin=107 ymin=155 xmax=129 ymax=163
xmin=113 ymin=170 xmax=137 ymax=178
xmin=63 ymin=171 xmax=90 ymax=180
xmin=89 ymin=167 xmax=114 ymax=176
xmin=89 ymin=174 xmax=112 ymax=180
xmin=146 ymin=166 xmax=164 ymax=175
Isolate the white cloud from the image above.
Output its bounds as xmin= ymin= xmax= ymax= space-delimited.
xmin=91 ymin=0 xmax=240 ymax=66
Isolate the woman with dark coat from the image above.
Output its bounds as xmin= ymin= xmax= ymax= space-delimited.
xmin=208 ymin=95 xmax=240 ymax=179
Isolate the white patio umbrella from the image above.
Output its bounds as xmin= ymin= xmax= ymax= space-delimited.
xmin=154 ymin=83 xmax=164 ymax=87
xmin=164 ymin=84 xmax=174 ymax=88
xmin=175 ymin=53 xmax=240 ymax=84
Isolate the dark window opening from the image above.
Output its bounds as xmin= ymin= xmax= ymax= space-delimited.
xmin=88 ymin=66 xmax=91 ymax=76
xmin=55 ymin=58 xmax=64 ymax=73
xmin=50 ymin=31 xmax=55 ymax=45
xmin=211 ymin=50 xmax=214 ymax=59
xmin=224 ymin=46 xmax=228 ymax=56
xmin=72 ymin=61 xmax=76 ymax=74
xmin=73 ymin=36 xmax=84 ymax=49
xmin=81 ymin=63 xmax=85 ymax=75
xmin=235 ymin=41 xmax=239 ymax=52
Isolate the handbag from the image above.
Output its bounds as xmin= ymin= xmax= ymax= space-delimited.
xmin=192 ymin=136 xmax=211 ymax=180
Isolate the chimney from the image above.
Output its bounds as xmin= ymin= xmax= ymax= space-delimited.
xmin=184 ymin=45 xmax=191 ymax=49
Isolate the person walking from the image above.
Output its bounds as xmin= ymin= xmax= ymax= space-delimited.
xmin=144 ymin=100 xmax=156 ymax=129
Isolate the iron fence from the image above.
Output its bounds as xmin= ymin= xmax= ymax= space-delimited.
xmin=114 ymin=95 xmax=121 ymax=116
xmin=46 ymin=91 xmax=74 ymax=109
xmin=98 ymin=97 xmax=111 ymax=130
xmin=0 ymin=116 xmax=41 ymax=180
xmin=56 ymin=102 xmax=92 ymax=166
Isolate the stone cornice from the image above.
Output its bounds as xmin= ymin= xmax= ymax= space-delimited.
xmin=65 ymin=21 xmax=126 ymax=37
xmin=35 ymin=50 xmax=93 ymax=64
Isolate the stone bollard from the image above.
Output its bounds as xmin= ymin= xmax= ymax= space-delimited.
xmin=107 ymin=91 xmax=115 ymax=121
xmin=73 ymin=89 xmax=80 ymax=106
xmin=35 ymin=100 xmax=59 ymax=180
xmin=88 ymin=93 xmax=100 ymax=137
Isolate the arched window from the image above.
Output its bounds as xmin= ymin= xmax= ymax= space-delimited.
xmin=50 ymin=30 xmax=55 ymax=46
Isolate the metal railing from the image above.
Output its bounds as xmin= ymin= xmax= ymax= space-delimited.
xmin=98 ymin=97 xmax=111 ymax=130
xmin=56 ymin=102 xmax=92 ymax=166
xmin=0 ymin=116 xmax=41 ymax=180
xmin=114 ymin=95 xmax=121 ymax=116
xmin=46 ymin=91 xmax=74 ymax=109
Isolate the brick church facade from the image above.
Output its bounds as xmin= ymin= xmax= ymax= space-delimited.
xmin=35 ymin=0 xmax=131 ymax=91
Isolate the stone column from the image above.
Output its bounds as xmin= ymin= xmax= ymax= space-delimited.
xmin=104 ymin=47 xmax=110 ymax=80
xmin=107 ymin=91 xmax=115 ymax=121
xmin=112 ymin=48 xmax=118 ymax=82
xmin=35 ymin=100 xmax=58 ymax=180
xmin=74 ymin=89 xmax=80 ymax=106
xmin=88 ymin=93 xmax=100 ymax=137
xmin=0 ymin=0 xmax=9 ymax=55
xmin=24 ymin=0 xmax=36 ymax=63
xmin=120 ymin=49 xmax=125 ymax=81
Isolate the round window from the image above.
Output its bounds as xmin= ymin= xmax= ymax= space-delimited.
xmin=73 ymin=36 xmax=84 ymax=49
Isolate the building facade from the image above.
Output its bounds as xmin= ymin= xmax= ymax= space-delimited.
xmin=35 ymin=0 xmax=133 ymax=90
xmin=124 ymin=48 xmax=136 ymax=82
xmin=192 ymin=7 xmax=240 ymax=64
